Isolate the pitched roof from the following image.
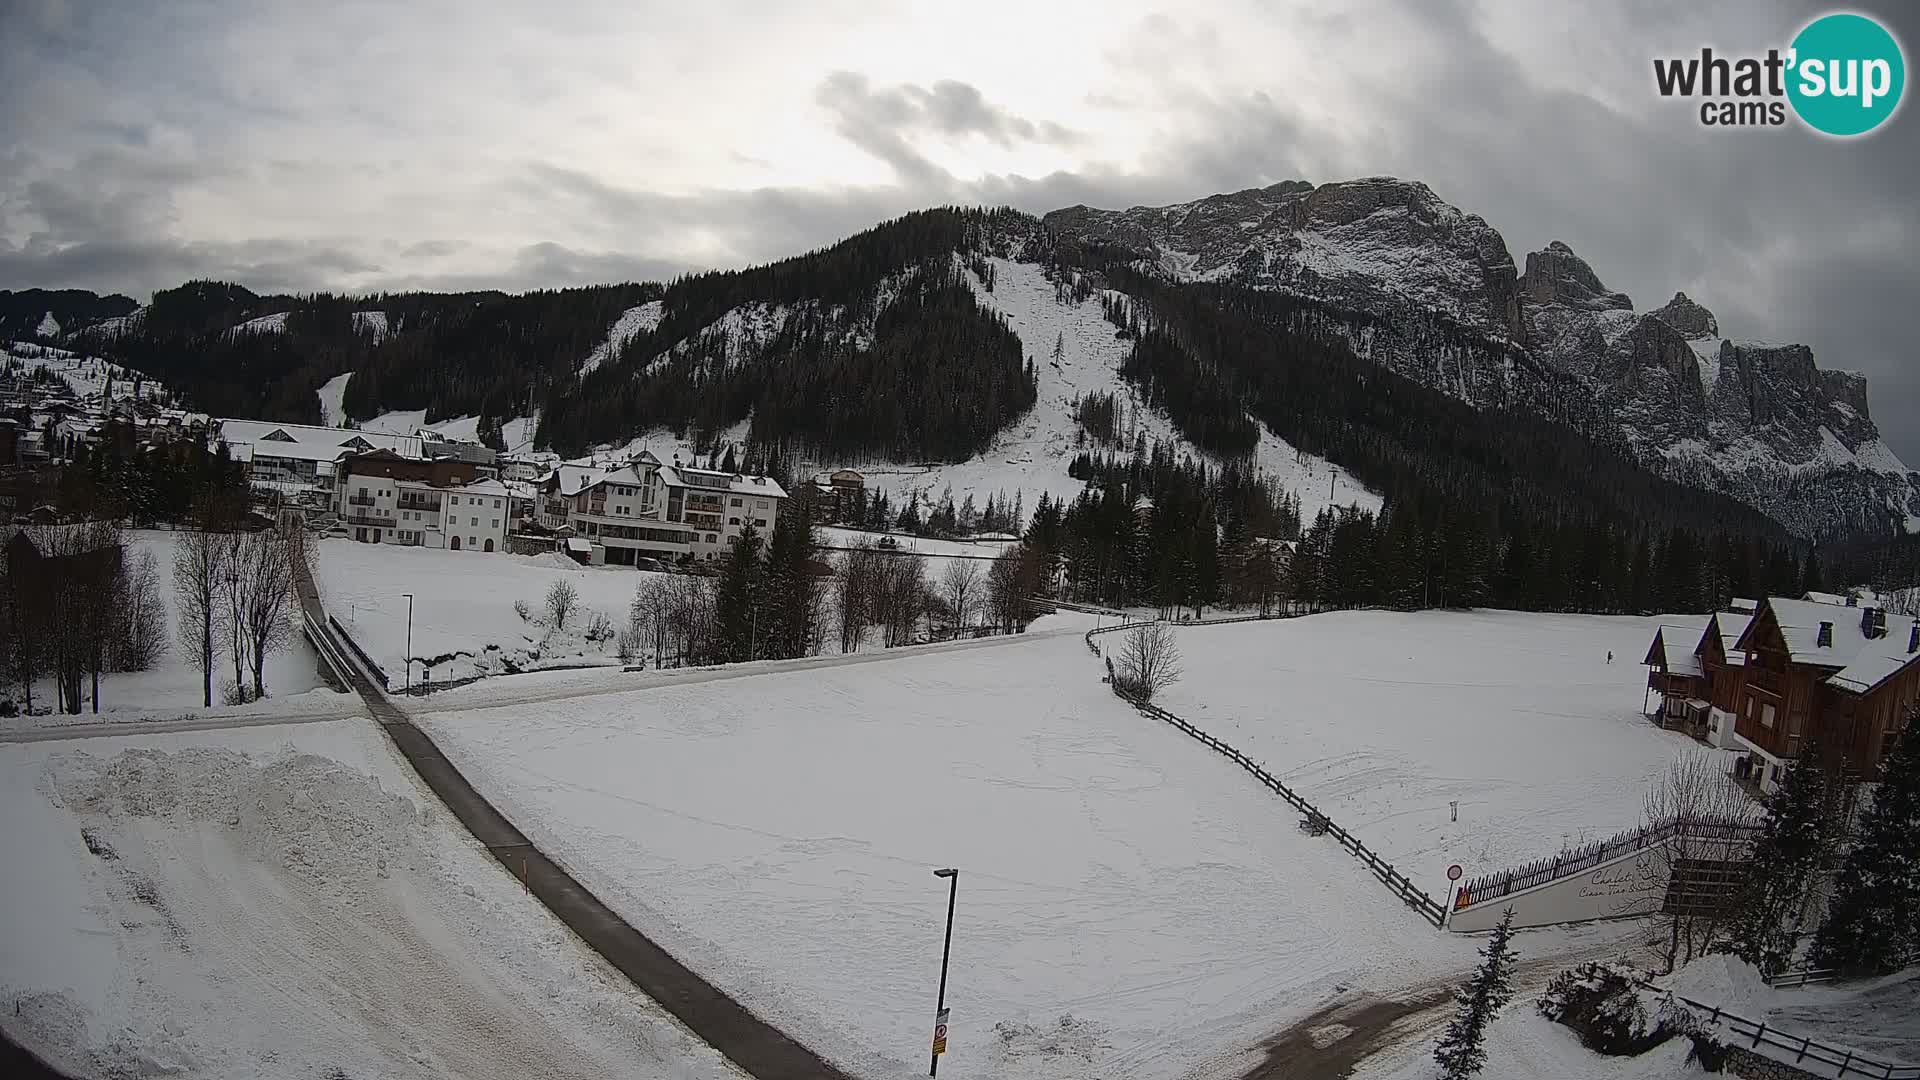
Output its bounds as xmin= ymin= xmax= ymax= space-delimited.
xmin=1706 ymin=611 xmax=1755 ymax=667
xmin=1739 ymin=597 xmax=1919 ymax=696
xmin=658 ymin=465 xmax=788 ymax=499
xmin=1648 ymin=623 xmax=1706 ymax=677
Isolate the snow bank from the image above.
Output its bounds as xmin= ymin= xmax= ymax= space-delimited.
xmin=0 ymin=720 xmax=740 ymax=1080
xmin=316 ymin=371 xmax=351 ymax=426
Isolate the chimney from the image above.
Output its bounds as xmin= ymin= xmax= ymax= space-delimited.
xmin=1816 ymin=621 xmax=1833 ymax=648
xmin=1845 ymin=593 xmax=1858 ymax=607
xmin=1910 ymin=622 xmax=1919 ymax=655
xmin=1861 ymin=606 xmax=1886 ymax=640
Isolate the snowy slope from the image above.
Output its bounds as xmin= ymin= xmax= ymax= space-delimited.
xmin=3 ymin=341 xmax=167 ymax=404
xmin=824 ymin=258 xmax=1379 ymax=522
xmin=35 ymin=311 xmax=59 ymax=337
xmin=316 ymin=371 xmax=351 ymax=426
xmin=0 ymin=719 xmax=741 ymax=1079
xmin=416 ymin=628 xmax=1472 ymax=1080
xmin=581 ymin=300 xmax=664 ymax=376
xmin=352 ymin=309 xmax=389 ymax=342
xmin=1157 ymin=611 xmax=1723 ymax=896
xmin=229 ymin=311 xmax=290 ymax=335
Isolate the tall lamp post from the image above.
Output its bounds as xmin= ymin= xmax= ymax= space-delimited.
xmin=930 ymin=867 xmax=958 ymax=1076
xmin=401 ymin=592 xmax=414 ymax=691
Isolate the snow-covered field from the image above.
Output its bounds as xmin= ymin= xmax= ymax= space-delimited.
xmin=1156 ymin=611 xmax=1724 ymax=895
xmin=5 ymin=530 xmax=327 ymax=732
xmin=413 ymin=624 xmax=1523 ymax=1080
xmin=0 ymin=718 xmax=739 ymax=1079
xmin=313 ymin=538 xmax=666 ymax=683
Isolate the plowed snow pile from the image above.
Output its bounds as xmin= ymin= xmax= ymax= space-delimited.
xmin=0 ymin=721 xmax=739 ymax=1080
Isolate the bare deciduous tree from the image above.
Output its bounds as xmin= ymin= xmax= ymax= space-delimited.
xmin=113 ymin=549 xmax=168 ymax=671
xmin=545 ymin=579 xmax=580 ymax=629
xmin=1639 ymin=753 xmax=1755 ymax=974
xmin=225 ymin=527 xmax=296 ymax=700
xmin=837 ymin=543 xmax=883 ymax=653
xmin=987 ymin=546 xmax=1047 ymax=633
xmin=941 ymin=559 xmax=982 ymax=632
xmin=874 ymin=554 xmax=929 ymax=647
xmin=1116 ymin=621 xmax=1183 ymax=701
xmin=174 ymin=524 xmax=231 ymax=708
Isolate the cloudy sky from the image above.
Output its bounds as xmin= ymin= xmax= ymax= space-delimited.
xmin=2 ymin=0 xmax=1916 ymax=457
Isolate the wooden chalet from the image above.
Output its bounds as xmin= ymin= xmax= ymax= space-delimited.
xmin=1727 ymin=597 xmax=1919 ymax=792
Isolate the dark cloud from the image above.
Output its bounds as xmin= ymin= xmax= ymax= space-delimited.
xmin=0 ymin=0 xmax=1912 ymax=463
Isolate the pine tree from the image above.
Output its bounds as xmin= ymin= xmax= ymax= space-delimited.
xmin=1433 ymin=909 xmax=1518 ymax=1080
xmin=1727 ymin=741 xmax=1839 ymax=975
xmin=1810 ymin=714 xmax=1920 ymax=974
xmin=715 ymin=525 xmax=763 ymax=663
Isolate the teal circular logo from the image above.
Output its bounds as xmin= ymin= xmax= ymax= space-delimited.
xmin=1787 ymin=13 xmax=1905 ymax=136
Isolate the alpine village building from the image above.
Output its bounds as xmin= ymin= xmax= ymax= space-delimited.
xmin=1645 ymin=592 xmax=1919 ymax=795
xmin=534 ymin=451 xmax=787 ymax=565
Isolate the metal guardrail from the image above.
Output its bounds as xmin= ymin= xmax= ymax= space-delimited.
xmin=1764 ymin=949 xmax=1920 ymax=990
xmin=328 ymin=614 xmax=389 ymax=691
xmin=1085 ymin=618 xmax=1447 ymax=928
xmin=1656 ymin=987 xmax=1918 ymax=1079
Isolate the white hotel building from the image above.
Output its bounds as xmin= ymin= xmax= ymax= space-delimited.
xmin=536 ymin=451 xmax=786 ymax=564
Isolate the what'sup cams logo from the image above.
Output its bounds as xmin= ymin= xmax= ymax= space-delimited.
xmin=1654 ymin=11 xmax=1905 ymax=136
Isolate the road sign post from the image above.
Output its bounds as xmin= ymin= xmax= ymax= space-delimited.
xmin=930 ymin=868 xmax=958 ymax=1076
xmin=1444 ymin=864 xmax=1465 ymax=927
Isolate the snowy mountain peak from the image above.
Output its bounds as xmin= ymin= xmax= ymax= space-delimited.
xmin=1648 ymin=292 xmax=1719 ymax=339
xmin=1045 ymin=176 xmax=1526 ymax=340
xmin=1520 ymin=241 xmax=1632 ymax=312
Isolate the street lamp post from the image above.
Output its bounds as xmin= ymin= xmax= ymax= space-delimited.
xmin=401 ymin=592 xmax=414 ymax=691
xmin=930 ymin=867 xmax=958 ymax=1076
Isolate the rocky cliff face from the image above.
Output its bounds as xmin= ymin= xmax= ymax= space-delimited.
xmin=1047 ymin=179 xmax=1918 ymax=538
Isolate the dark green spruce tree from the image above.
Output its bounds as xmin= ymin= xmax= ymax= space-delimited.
xmin=763 ymin=490 xmax=820 ymax=660
xmin=1434 ymin=909 xmax=1518 ymax=1080
xmin=1811 ymin=714 xmax=1920 ymax=974
xmin=715 ymin=524 xmax=764 ymax=664
xmin=1726 ymin=740 xmax=1839 ymax=976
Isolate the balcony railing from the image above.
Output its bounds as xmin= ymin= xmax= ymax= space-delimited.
xmin=345 ymin=512 xmax=394 ymax=527
xmin=347 ymin=494 xmax=378 ymax=507
xmin=397 ymin=498 xmax=442 ymax=512
xmin=1747 ymin=667 xmax=1784 ymax=695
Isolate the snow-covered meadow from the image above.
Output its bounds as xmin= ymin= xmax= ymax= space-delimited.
xmin=413 ymin=624 xmax=1520 ymax=1080
xmin=0 ymin=718 xmax=739 ymax=1080
xmin=312 ymin=538 xmax=667 ymax=684
xmin=1155 ymin=610 xmax=1725 ymax=895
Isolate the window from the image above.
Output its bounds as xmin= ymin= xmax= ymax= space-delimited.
xmin=1761 ymin=703 xmax=1776 ymax=729
xmin=730 ymin=497 xmax=742 ymax=507
xmin=728 ymin=517 xmax=740 ymax=526
xmin=756 ymin=500 xmax=767 ymax=509
xmin=470 ymin=516 xmax=478 ymax=526
xmin=490 ymin=519 xmax=499 ymax=528
xmin=468 ymin=536 xmax=477 ymax=547
xmin=450 ymin=496 xmax=459 ymax=505
xmin=754 ymin=519 xmax=767 ymax=529
xmin=493 ymin=499 xmax=501 ymax=508
xmin=358 ymin=486 xmax=367 ymax=496
xmin=705 ymin=533 xmax=717 ymax=543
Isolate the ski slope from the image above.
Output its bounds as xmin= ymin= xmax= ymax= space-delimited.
xmin=1156 ymin=610 xmax=1726 ymax=896
xmin=0 ymin=719 xmax=739 ymax=1080
xmin=824 ymin=258 xmax=1378 ymax=524
xmin=416 ymin=626 xmax=1487 ymax=1080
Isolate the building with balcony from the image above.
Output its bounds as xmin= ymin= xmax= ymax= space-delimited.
xmin=336 ymin=449 xmax=509 ymax=552
xmin=532 ymin=451 xmax=786 ymax=565
xmin=1648 ymin=594 xmax=1920 ymax=796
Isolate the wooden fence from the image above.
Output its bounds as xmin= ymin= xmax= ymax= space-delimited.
xmin=1657 ymin=989 xmax=1918 ymax=1079
xmin=1456 ymin=816 xmax=1761 ymax=912
xmin=1086 ymin=619 xmax=1446 ymax=928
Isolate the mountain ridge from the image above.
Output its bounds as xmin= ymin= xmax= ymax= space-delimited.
xmin=8 ymin=179 xmax=1913 ymax=539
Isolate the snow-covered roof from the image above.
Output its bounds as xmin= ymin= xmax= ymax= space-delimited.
xmin=659 ymin=465 xmax=787 ymax=499
xmin=218 ymin=418 xmax=424 ymax=460
xmin=1649 ymin=623 xmax=1706 ymax=676
xmin=566 ymin=537 xmax=593 ymax=553
xmin=457 ymin=478 xmax=510 ymax=498
xmin=1741 ymin=597 xmax=1920 ymax=695
xmin=545 ymin=463 xmax=605 ymax=497
xmin=1708 ymin=611 xmax=1755 ymax=666
xmin=1802 ymin=590 xmax=1849 ymax=607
